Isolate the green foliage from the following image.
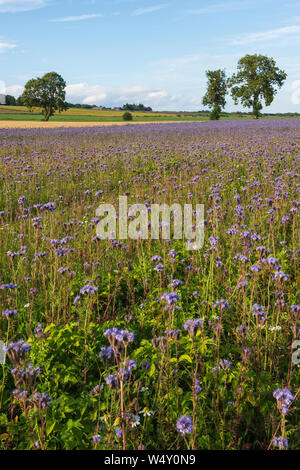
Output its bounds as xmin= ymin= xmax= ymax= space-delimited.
xmin=228 ymin=54 xmax=287 ymax=118
xmin=5 ymin=95 xmax=16 ymax=106
xmin=123 ymin=103 xmax=152 ymax=112
xmin=122 ymin=111 xmax=133 ymax=121
xmin=22 ymin=72 xmax=67 ymax=121
xmin=202 ymin=69 xmax=227 ymax=120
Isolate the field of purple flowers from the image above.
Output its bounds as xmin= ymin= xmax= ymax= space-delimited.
xmin=0 ymin=120 xmax=299 ymax=450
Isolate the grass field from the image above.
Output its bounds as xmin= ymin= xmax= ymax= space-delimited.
xmin=0 ymin=105 xmax=208 ymax=122
xmin=1 ymin=105 xmax=295 ymax=122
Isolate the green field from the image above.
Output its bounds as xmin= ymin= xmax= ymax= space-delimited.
xmin=0 ymin=105 xmax=299 ymax=122
xmin=0 ymin=105 xmax=207 ymax=122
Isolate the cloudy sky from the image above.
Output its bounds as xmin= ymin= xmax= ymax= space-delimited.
xmin=1 ymin=0 xmax=300 ymax=111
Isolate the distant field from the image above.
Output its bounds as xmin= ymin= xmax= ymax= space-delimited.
xmin=0 ymin=105 xmax=207 ymax=122
xmin=0 ymin=105 xmax=298 ymax=122
xmin=0 ymin=113 xmax=208 ymax=122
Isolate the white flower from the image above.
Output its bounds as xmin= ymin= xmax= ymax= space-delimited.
xmin=131 ymin=415 xmax=140 ymax=427
xmin=139 ymin=407 xmax=153 ymax=417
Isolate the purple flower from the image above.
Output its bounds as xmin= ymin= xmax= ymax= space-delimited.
xmin=219 ymin=359 xmax=232 ymax=370
xmin=80 ymin=284 xmax=98 ymax=295
xmin=30 ymin=393 xmax=52 ymax=409
xmin=169 ymin=279 xmax=183 ymax=289
xmin=183 ymin=319 xmax=204 ymax=337
xmin=161 ymin=292 xmax=180 ymax=307
xmin=99 ymin=346 xmax=114 ymax=360
xmin=214 ymin=299 xmax=230 ymax=310
xmin=273 ymin=388 xmax=294 ymax=415
xmin=2 ymin=309 xmax=18 ymax=318
xmin=105 ymin=374 xmax=120 ymax=389
xmin=115 ymin=427 xmax=122 ymax=439
xmin=176 ymin=415 xmax=193 ymax=435
xmin=272 ymin=437 xmax=288 ymax=449
xmin=151 ymin=255 xmax=162 ymax=263
xmin=194 ymin=379 xmax=202 ymax=394
xmin=154 ymin=263 xmax=165 ymax=273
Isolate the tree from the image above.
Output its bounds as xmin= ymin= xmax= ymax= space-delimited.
xmin=16 ymin=96 xmax=24 ymax=106
xmin=122 ymin=103 xmax=152 ymax=112
xmin=123 ymin=111 xmax=133 ymax=121
xmin=228 ymin=54 xmax=287 ymax=119
xmin=202 ymin=69 xmax=227 ymax=120
xmin=5 ymin=95 xmax=16 ymax=106
xmin=22 ymin=72 xmax=67 ymax=121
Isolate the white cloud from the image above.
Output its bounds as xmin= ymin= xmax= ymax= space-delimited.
xmin=131 ymin=4 xmax=168 ymax=16
xmin=186 ymin=1 xmax=251 ymax=15
xmin=66 ymin=83 xmax=107 ymax=104
xmin=151 ymin=53 xmax=240 ymax=73
xmin=0 ymin=0 xmax=46 ymax=13
xmin=147 ymin=91 xmax=168 ymax=99
xmin=0 ymin=39 xmax=16 ymax=53
xmin=5 ymin=84 xmax=23 ymax=95
xmin=232 ymin=25 xmax=300 ymax=45
xmin=291 ymin=80 xmax=300 ymax=104
xmin=65 ymin=82 xmax=171 ymax=106
xmin=52 ymin=14 xmax=104 ymax=23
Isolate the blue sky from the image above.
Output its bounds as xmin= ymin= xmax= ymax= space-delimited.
xmin=1 ymin=0 xmax=300 ymax=111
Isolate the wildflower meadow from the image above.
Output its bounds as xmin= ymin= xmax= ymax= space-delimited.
xmin=0 ymin=119 xmax=299 ymax=450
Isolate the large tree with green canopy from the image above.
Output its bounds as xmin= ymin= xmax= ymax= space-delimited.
xmin=22 ymin=72 xmax=67 ymax=121
xmin=202 ymin=69 xmax=227 ymax=120
xmin=228 ymin=54 xmax=287 ymax=118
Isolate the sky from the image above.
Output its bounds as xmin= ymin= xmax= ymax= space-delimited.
xmin=0 ymin=0 xmax=300 ymax=112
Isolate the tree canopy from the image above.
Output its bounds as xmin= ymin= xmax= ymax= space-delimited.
xmin=22 ymin=72 xmax=67 ymax=121
xmin=202 ymin=69 xmax=227 ymax=120
xmin=228 ymin=54 xmax=287 ymax=118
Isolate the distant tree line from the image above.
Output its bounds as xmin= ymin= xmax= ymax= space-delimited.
xmin=65 ymin=102 xmax=97 ymax=109
xmin=122 ymin=103 xmax=153 ymax=112
xmin=4 ymin=95 xmax=24 ymax=106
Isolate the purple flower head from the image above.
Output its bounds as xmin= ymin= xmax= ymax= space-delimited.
xmin=34 ymin=324 xmax=45 ymax=340
xmin=151 ymin=255 xmax=162 ymax=263
xmin=183 ymin=319 xmax=204 ymax=338
xmin=165 ymin=329 xmax=181 ymax=341
xmin=105 ymin=374 xmax=120 ymax=389
xmin=30 ymin=392 xmax=52 ymax=409
xmin=80 ymin=284 xmax=98 ymax=295
xmin=99 ymin=346 xmax=114 ymax=360
xmin=161 ymin=292 xmax=180 ymax=308
xmin=273 ymin=388 xmax=294 ymax=415
xmin=169 ymin=279 xmax=183 ymax=289
xmin=219 ymin=359 xmax=232 ymax=370
xmin=104 ymin=327 xmax=134 ymax=350
xmin=152 ymin=336 xmax=167 ymax=350
xmin=154 ymin=263 xmax=165 ymax=273
xmin=272 ymin=437 xmax=288 ymax=449
xmin=237 ymin=325 xmax=249 ymax=337
xmin=176 ymin=415 xmax=193 ymax=435
xmin=2 ymin=309 xmax=18 ymax=318
xmin=194 ymin=379 xmax=202 ymax=394
xmin=92 ymin=435 xmax=101 ymax=444
xmin=214 ymin=299 xmax=230 ymax=310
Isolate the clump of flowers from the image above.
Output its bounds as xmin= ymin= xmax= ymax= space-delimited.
xmin=273 ymin=388 xmax=295 ymax=415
